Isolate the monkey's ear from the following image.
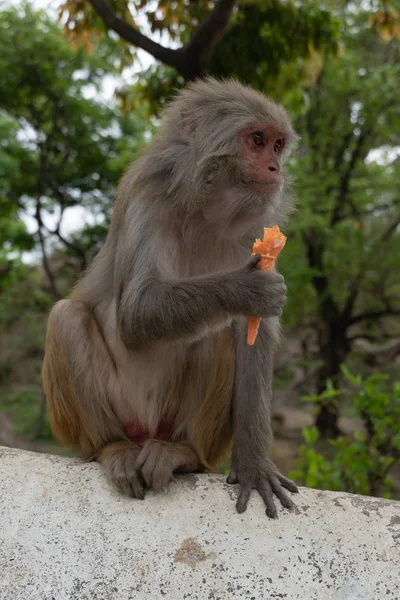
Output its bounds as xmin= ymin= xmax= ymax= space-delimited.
xmin=180 ymin=107 xmax=197 ymax=135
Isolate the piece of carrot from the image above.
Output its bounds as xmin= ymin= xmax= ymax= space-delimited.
xmin=247 ymin=225 xmax=287 ymax=346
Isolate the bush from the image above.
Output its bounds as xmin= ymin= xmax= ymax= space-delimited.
xmin=290 ymin=367 xmax=400 ymax=498
xmin=0 ymin=386 xmax=53 ymax=441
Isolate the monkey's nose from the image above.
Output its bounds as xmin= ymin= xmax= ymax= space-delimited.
xmin=268 ymin=160 xmax=280 ymax=173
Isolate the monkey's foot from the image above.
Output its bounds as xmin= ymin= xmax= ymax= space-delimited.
xmin=99 ymin=441 xmax=145 ymax=499
xmin=136 ymin=440 xmax=201 ymax=491
xmin=227 ymin=458 xmax=298 ymax=518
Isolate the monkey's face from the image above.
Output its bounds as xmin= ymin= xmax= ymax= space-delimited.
xmin=196 ymin=121 xmax=288 ymax=237
xmin=239 ymin=123 xmax=285 ymax=192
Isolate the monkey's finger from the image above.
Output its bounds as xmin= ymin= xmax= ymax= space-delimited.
xmin=136 ymin=446 xmax=158 ymax=487
xmin=135 ymin=442 xmax=152 ymax=471
xmin=124 ymin=462 xmax=146 ymax=498
xmin=236 ymin=483 xmax=252 ymax=513
xmin=135 ymin=453 xmax=147 ymax=472
xmin=113 ymin=468 xmax=145 ymax=500
xmin=151 ymin=464 xmax=174 ymax=491
xmin=140 ymin=460 xmax=157 ymax=488
xmin=269 ymin=475 xmax=294 ymax=510
xmin=257 ymin=480 xmax=278 ymax=519
xmin=276 ymin=473 xmax=299 ymax=494
xmin=248 ymin=254 xmax=262 ymax=269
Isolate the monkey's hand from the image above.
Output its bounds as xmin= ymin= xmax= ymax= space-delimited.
xmin=232 ymin=255 xmax=287 ymax=319
xmin=227 ymin=455 xmax=298 ymax=518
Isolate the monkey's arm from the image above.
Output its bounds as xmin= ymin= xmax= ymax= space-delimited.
xmin=116 ymin=256 xmax=285 ymax=350
xmin=228 ymin=317 xmax=298 ymax=518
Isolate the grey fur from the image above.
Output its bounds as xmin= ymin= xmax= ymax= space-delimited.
xmin=229 ymin=318 xmax=298 ymax=517
xmin=53 ymin=77 xmax=298 ymax=513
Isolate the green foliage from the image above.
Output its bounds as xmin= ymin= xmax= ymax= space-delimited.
xmin=302 ymin=378 xmax=342 ymax=415
xmin=0 ymin=114 xmax=34 ymax=254
xmin=0 ymin=262 xmax=55 ymax=444
xmin=0 ymin=4 xmax=154 ymax=448
xmin=115 ymin=1 xmax=340 ymax=113
xmin=290 ymin=369 xmax=400 ymax=497
xmin=211 ymin=1 xmax=340 ymax=96
xmin=0 ymin=263 xmax=52 ymax=328
xmin=0 ymin=386 xmax=53 ymax=440
xmin=0 ymin=3 xmax=150 ymax=267
xmin=275 ymin=3 xmax=400 ymax=404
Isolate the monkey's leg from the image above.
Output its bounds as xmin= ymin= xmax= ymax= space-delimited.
xmin=135 ymin=329 xmax=236 ymax=492
xmin=186 ymin=327 xmax=236 ymax=470
xmin=227 ymin=318 xmax=298 ymax=518
xmin=136 ymin=440 xmax=202 ymax=491
xmin=43 ymin=300 xmax=145 ymax=499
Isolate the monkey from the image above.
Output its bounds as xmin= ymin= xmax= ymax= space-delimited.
xmin=42 ymin=77 xmax=299 ymax=518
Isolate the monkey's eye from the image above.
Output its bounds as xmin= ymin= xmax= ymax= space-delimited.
xmin=274 ymin=139 xmax=285 ymax=153
xmin=252 ymin=131 xmax=264 ymax=147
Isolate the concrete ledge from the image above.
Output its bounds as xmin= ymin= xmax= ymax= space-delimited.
xmin=1 ymin=446 xmax=400 ymax=599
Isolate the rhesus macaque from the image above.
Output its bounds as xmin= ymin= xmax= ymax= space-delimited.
xmin=42 ymin=77 xmax=299 ymax=518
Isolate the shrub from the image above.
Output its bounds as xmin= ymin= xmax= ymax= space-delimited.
xmin=290 ymin=367 xmax=400 ymax=498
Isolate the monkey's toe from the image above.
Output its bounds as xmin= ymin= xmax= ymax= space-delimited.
xmin=277 ymin=473 xmax=299 ymax=494
xmin=113 ymin=468 xmax=145 ymax=499
xmin=136 ymin=440 xmax=175 ymax=491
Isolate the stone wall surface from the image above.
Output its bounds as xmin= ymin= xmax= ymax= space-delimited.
xmin=1 ymin=446 xmax=400 ymax=600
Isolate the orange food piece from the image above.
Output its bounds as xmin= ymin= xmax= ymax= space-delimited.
xmin=247 ymin=226 xmax=287 ymax=346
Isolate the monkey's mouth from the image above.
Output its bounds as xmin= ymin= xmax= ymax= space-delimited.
xmin=241 ymin=181 xmax=281 ymax=202
xmin=249 ymin=177 xmax=282 ymax=191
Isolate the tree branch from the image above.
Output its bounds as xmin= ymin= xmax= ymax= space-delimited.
xmin=87 ymin=0 xmax=237 ymax=79
xmin=350 ymin=308 xmax=400 ymax=325
xmin=35 ymin=201 xmax=60 ymax=299
xmin=47 ymin=207 xmax=87 ymax=271
xmin=350 ymin=336 xmax=400 ymax=355
xmin=331 ymin=126 xmax=372 ymax=226
xmin=183 ymin=0 xmax=237 ymax=78
xmin=87 ymin=0 xmax=184 ymax=71
xmin=341 ymin=274 xmax=361 ymax=325
xmin=381 ymin=216 xmax=400 ymax=240
xmin=347 ymin=333 xmax=381 ymax=343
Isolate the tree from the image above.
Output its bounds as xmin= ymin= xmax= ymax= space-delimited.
xmin=0 ymin=114 xmax=35 ymax=268
xmin=280 ymin=1 xmax=400 ymax=435
xmin=0 ymin=4 xmax=153 ymax=445
xmin=60 ymin=0 xmax=237 ymax=80
xmin=0 ymin=4 xmax=149 ymax=295
xmin=60 ymin=0 xmax=340 ymax=98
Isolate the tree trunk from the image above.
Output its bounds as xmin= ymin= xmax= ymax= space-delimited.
xmin=315 ymin=396 xmax=341 ymax=438
xmin=315 ymin=321 xmax=349 ymax=438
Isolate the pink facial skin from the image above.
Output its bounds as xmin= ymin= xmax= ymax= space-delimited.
xmin=239 ymin=123 xmax=286 ymax=190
